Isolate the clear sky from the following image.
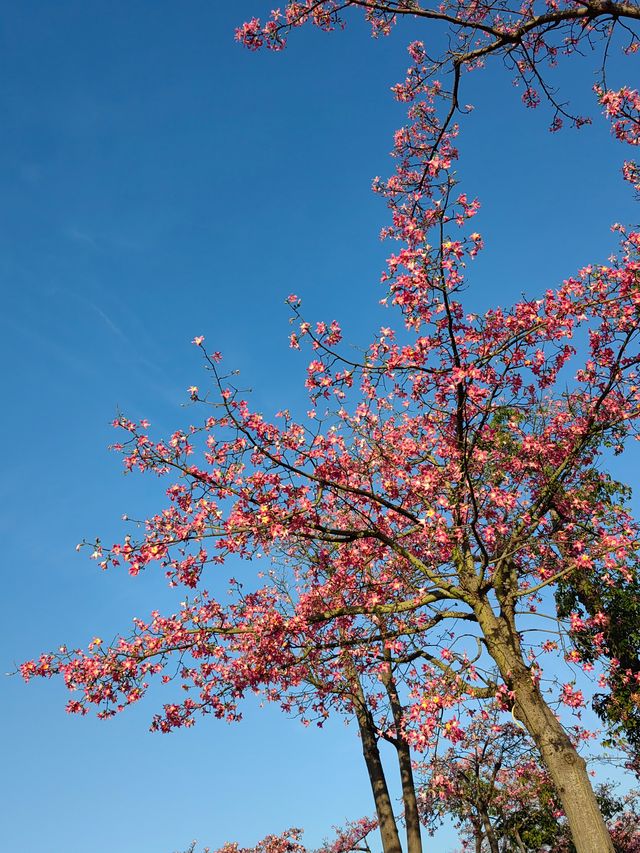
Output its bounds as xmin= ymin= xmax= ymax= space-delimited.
xmin=1 ymin=3 xmax=637 ymax=853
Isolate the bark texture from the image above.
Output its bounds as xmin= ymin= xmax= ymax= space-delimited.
xmin=480 ymin=810 xmax=499 ymax=853
xmin=382 ymin=659 xmax=423 ymax=853
xmin=475 ymin=597 xmax=615 ymax=853
xmin=353 ymin=699 xmax=403 ymax=853
xmin=345 ymin=655 xmax=403 ymax=853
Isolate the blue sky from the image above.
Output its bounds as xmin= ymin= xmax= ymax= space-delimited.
xmin=1 ymin=3 xmax=637 ymax=852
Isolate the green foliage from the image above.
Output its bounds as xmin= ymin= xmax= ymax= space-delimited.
xmin=555 ymin=474 xmax=640 ymax=757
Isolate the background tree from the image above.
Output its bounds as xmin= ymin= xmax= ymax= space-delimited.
xmin=418 ymin=719 xmax=640 ymax=852
xmin=417 ymin=713 xmax=562 ymax=853
xmin=556 ymin=541 xmax=640 ymax=760
xmin=176 ymin=819 xmax=381 ymax=853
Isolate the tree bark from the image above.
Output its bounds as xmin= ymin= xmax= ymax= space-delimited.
xmin=512 ymin=675 xmax=612 ymax=853
xmin=472 ymin=822 xmax=483 ymax=853
xmin=345 ymin=657 xmax=403 ymax=853
xmin=512 ymin=828 xmax=527 ymax=853
xmin=353 ymin=700 xmax=404 ymax=853
xmin=480 ymin=809 xmax=500 ymax=853
xmin=381 ymin=660 xmax=423 ymax=853
xmin=474 ymin=598 xmax=614 ymax=853
xmin=394 ymin=738 xmax=423 ymax=853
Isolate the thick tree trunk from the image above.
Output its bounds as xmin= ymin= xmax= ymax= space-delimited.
xmin=475 ymin=599 xmax=614 ymax=853
xmin=511 ymin=673 xmax=612 ymax=853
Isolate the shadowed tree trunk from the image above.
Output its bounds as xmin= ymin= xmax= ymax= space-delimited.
xmin=345 ymin=656 xmax=404 ymax=853
xmin=512 ymin=828 xmax=527 ymax=853
xmin=380 ymin=647 xmax=423 ymax=853
xmin=479 ymin=808 xmax=499 ymax=853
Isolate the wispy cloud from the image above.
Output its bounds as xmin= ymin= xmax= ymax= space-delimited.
xmin=81 ymin=298 xmax=127 ymax=342
xmin=64 ymin=226 xmax=100 ymax=250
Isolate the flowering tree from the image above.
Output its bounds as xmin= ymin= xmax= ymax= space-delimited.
xmin=417 ymin=715 xmax=640 ymax=852
xmin=21 ymin=2 xmax=640 ymax=852
xmin=531 ymin=784 xmax=640 ymax=852
xmin=176 ymin=819 xmax=381 ymax=853
xmin=600 ymin=787 xmax=640 ymax=853
xmin=417 ymin=714 xmax=562 ymax=852
xmin=211 ymin=820 xmax=380 ymax=853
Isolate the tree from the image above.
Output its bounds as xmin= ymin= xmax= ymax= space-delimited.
xmin=602 ymin=787 xmax=640 ymax=853
xmin=21 ymin=2 xmax=640 ymax=852
xmin=556 ymin=544 xmax=640 ymax=759
xmin=176 ymin=819 xmax=381 ymax=853
xmin=417 ymin=713 xmax=563 ymax=852
xmin=417 ymin=716 xmax=640 ymax=852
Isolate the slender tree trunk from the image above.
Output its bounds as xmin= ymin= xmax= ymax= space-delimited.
xmin=354 ymin=707 xmax=404 ymax=853
xmin=512 ymin=828 xmax=527 ymax=853
xmin=381 ymin=660 xmax=423 ymax=853
xmin=345 ymin=657 xmax=403 ymax=853
xmin=394 ymin=738 xmax=423 ymax=853
xmin=475 ymin=598 xmax=614 ymax=853
xmin=469 ymin=816 xmax=484 ymax=853
xmin=480 ymin=809 xmax=500 ymax=853
xmin=474 ymin=827 xmax=483 ymax=853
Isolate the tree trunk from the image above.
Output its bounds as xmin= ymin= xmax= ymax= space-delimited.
xmin=511 ymin=674 xmax=612 ymax=853
xmin=475 ymin=598 xmax=614 ymax=853
xmin=345 ymin=655 xmax=403 ymax=853
xmin=381 ymin=659 xmax=423 ymax=853
xmin=480 ymin=809 xmax=500 ymax=853
xmin=473 ymin=826 xmax=483 ymax=853
xmin=512 ymin=828 xmax=527 ymax=853
xmin=353 ymin=700 xmax=404 ymax=853
xmin=395 ymin=738 xmax=423 ymax=853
